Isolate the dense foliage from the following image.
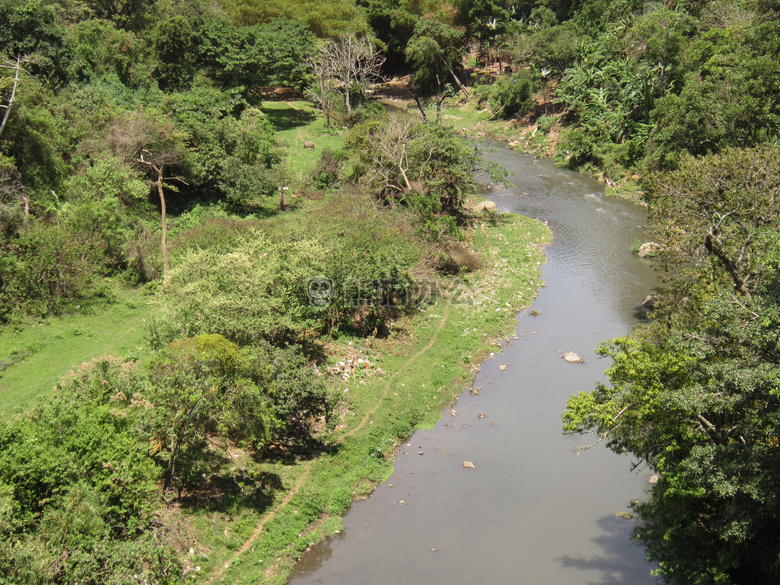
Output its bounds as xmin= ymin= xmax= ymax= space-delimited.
xmin=563 ymin=146 xmax=780 ymax=585
xmin=0 ymin=338 xmax=334 ymax=581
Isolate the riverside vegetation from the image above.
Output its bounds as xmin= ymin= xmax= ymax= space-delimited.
xmin=2 ymin=0 xmax=780 ymax=584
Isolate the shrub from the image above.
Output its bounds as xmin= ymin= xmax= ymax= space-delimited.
xmin=145 ymin=335 xmax=334 ymax=487
xmin=0 ymin=356 xmax=181 ymax=583
xmin=310 ymin=148 xmax=346 ymax=191
xmin=484 ymin=69 xmax=536 ymax=119
xmin=147 ymin=232 xmax=327 ymax=348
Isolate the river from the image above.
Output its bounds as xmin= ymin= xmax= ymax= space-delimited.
xmin=287 ymin=144 xmax=660 ymax=585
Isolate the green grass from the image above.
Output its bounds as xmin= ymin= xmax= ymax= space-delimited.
xmin=261 ymin=101 xmax=345 ymax=178
xmin=0 ymin=285 xmax=154 ymax=415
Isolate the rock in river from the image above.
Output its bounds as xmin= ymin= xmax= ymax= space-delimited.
xmin=561 ymin=352 xmax=585 ymax=364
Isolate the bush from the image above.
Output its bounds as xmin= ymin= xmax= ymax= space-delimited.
xmin=310 ymin=148 xmax=346 ymax=191
xmin=484 ymin=69 xmax=536 ymax=119
xmin=145 ymin=335 xmax=335 ymax=487
xmin=6 ymin=219 xmax=109 ymax=317
xmin=0 ymin=356 xmax=181 ymax=583
xmin=147 ymin=232 xmax=327 ymax=348
xmin=283 ymin=191 xmax=427 ymax=336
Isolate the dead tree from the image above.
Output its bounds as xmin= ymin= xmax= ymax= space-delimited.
xmin=0 ymin=55 xmax=31 ymax=138
xmin=321 ymin=34 xmax=385 ymax=114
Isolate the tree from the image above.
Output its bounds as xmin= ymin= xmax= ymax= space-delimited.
xmin=360 ymin=0 xmax=423 ymax=68
xmin=405 ymin=18 xmax=469 ymax=95
xmin=646 ymin=146 xmax=780 ymax=298
xmin=347 ymin=112 xmax=482 ymax=227
xmin=146 ymin=232 xmax=326 ymax=348
xmin=150 ymin=15 xmax=196 ymax=91
xmin=454 ymin=0 xmax=514 ymax=51
xmin=308 ymin=50 xmax=338 ymax=129
xmin=317 ymin=33 xmax=385 ymax=115
xmin=644 ymin=20 xmax=780 ymax=169
xmin=563 ymin=146 xmax=780 ymax=585
xmin=82 ymin=0 xmax=156 ymax=30
xmin=0 ymin=0 xmax=76 ymax=85
xmin=145 ymin=335 xmax=334 ymax=489
xmin=513 ymin=21 xmax=587 ymax=78
xmin=0 ymin=155 xmax=27 ymax=235
xmin=193 ymin=16 xmax=317 ymax=93
xmin=106 ymin=110 xmax=187 ymax=278
xmin=563 ymin=279 xmax=780 ymax=584
xmin=360 ymin=111 xmax=417 ymax=195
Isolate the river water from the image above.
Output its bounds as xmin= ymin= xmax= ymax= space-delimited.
xmin=288 ymin=144 xmax=660 ymax=585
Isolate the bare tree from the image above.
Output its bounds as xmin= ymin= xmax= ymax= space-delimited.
xmin=364 ymin=112 xmax=418 ymax=198
xmin=318 ymin=34 xmax=385 ymax=114
xmin=0 ymin=55 xmax=31 ymax=138
xmin=307 ymin=53 xmax=338 ymax=130
xmin=137 ymin=149 xmax=187 ymax=277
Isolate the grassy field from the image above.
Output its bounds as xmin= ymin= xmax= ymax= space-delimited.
xmin=0 ymin=286 xmax=154 ymax=415
xmin=261 ymin=100 xmax=345 ymax=178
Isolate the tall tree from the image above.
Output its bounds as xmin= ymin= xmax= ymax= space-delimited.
xmin=319 ymin=33 xmax=385 ymax=114
xmin=405 ymin=18 xmax=469 ymax=95
xmin=646 ymin=146 xmax=780 ymax=298
xmin=106 ymin=111 xmax=187 ymax=278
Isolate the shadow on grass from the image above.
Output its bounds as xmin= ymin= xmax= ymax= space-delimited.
xmin=175 ymin=438 xmax=340 ymax=515
xmin=262 ymin=105 xmax=318 ymax=132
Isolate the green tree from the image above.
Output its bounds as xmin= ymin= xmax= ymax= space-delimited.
xmin=359 ymin=0 xmax=423 ymax=68
xmin=645 ymin=20 xmax=780 ymax=169
xmin=347 ymin=112 xmax=482 ymax=235
xmin=646 ymin=146 xmax=780 ymax=298
xmin=105 ymin=108 xmax=188 ymax=277
xmin=513 ymin=21 xmax=587 ymax=78
xmin=82 ymin=0 xmax=157 ymax=30
xmin=193 ymin=16 xmax=316 ymax=92
xmin=564 ymin=280 xmax=780 ymax=585
xmin=0 ymin=0 xmax=76 ymax=85
xmin=478 ymin=68 xmax=535 ymax=119
xmin=563 ymin=146 xmax=780 ymax=585
xmin=405 ymin=18 xmax=468 ymax=94
xmin=150 ymin=15 xmax=196 ymax=91
xmin=72 ymin=19 xmax=146 ymax=86
xmin=145 ymin=334 xmax=334 ymax=489
xmin=221 ymin=0 xmax=368 ymax=37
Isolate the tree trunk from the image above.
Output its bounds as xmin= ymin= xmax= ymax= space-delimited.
xmin=345 ymin=69 xmax=352 ymax=113
xmin=157 ymin=165 xmax=170 ymax=278
xmin=705 ymin=232 xmax=750 ymax=298
xmin=441 ymin=56 xmax=470 ymax=98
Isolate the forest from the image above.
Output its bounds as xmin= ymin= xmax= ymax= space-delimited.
xmin=1 ymin=0 xmax=779 ymax=583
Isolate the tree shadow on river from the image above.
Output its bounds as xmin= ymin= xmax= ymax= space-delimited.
xmin=555 ymin=514 xmax=658 ymax=585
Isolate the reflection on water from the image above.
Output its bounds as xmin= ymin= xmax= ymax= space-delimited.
xmin=287 ymin=144 xmax=659 ymax=585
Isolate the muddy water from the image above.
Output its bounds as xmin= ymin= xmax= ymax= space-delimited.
xmin=288 ymin=144 xmax=659 ymax=585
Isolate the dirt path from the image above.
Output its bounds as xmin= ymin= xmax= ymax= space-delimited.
xmin=206 ymin=466 xmax=313 ymax=583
